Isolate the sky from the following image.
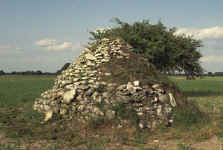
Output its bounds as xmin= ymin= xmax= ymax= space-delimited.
xmin=0 ymin=0 xmax=223 ymax=73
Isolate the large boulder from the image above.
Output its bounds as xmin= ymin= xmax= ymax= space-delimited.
xmin=33 ymin=38 xmax=187 ymax=129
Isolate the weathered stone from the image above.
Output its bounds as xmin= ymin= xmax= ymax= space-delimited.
xmin=85 ymin=53 xmax=97 ymax=61
xmin=133 ymin=80 xmax=140 ymax=86
xmin=104 ymin=72 xmax=111 ymax=76
xmin=105 ymin=109 xmax=116 ymax=119
xmin=85 ymin=88 xmax=95 ymax=96
xmin=138 ymin=122 xmax=144 ymax=129
xmin=63 ymin=89 xmax=76 ymax=104
xmin=78 ymin=85 xmax=89 ymax=90
xmin=152 ymin=84 xmax=161 ymax=89
xmin=158 ymin=94 xmax=169 ymax=103
xmin=168 ymin=93 xmax=177 ymax=107
xmin=60 ymin=108 xmax=67 ymax=115
xmin=44 ymin=110 xmax=53 ymax=122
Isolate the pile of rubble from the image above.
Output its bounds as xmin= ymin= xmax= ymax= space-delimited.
xmin=33 ymin=38 xmax=179 ymax=129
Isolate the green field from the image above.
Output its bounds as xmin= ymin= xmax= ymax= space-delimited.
xmin=0 ymin=75 xmax=223 ymax=150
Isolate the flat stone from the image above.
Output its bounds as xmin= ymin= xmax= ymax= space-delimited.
xmin=63 ymin=89 xmax=76 ymax=104
xmin=104 ymin=72 xmax=111 ymax=76
xmin=168 ymin=93 xmax=177 ymax=107
xmin=85 ymin=53 xmax=97 ymax=61
xmin=126 ymin=82 xmax=134 ymax=90
xmin=86 ymin=61 xmax=95 ymax=66
xmin=133 ymin=80 xmax=140 ymax=86
xmin=73 ymin=78 xmax=80 ymax=82
xmin=152 ymin=84 xmax=161 ymax=89
xmin=44 ymin=110 xmax=53 ymax=122
xmin=158 ymin=94 xmax=169 ymax=103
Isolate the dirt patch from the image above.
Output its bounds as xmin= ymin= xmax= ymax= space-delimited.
xmin=191 ymin=136 xmax=222 ymax=150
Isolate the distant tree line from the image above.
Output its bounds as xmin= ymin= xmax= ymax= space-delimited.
xmin=0 ymin=63 xmax=71 ymax=76
xmin=0 ymin=70 xmax=56 ymax=75
xmin=167 ymin=71 xmax=223 ymax=77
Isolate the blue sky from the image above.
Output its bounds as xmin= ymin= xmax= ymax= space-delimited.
xmin=0 ymin=0 xmax=223 ymax=72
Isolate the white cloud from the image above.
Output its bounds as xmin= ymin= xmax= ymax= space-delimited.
xmin=200 ymin=56 xmax=223 ymax=63
xmin=47 ymin=42 xmax=72 ymax=51
xmin=175 ymin=26 xmax=223 ymax=39
xmin=35 ymin=39 xmax=79 ymax=51
xmin=35 ymin=39 xmax=57 ymax=47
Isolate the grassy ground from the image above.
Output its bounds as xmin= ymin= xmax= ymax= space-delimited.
xmin=0 ymin=75 xmax=223 ymax=150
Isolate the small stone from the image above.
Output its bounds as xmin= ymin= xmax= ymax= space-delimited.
xmin=158 ymin=94 xmax=169 ymax=103
xmin=88 ymin=79 xmax=95 ymax=84
xmin=76 ymin=95 xmax=83 ymax=101
xmin=82 ymin=76 xmax=89 ymax=80
xmin=85 ymin=88 xmax=95 ymax=96
xmin=156 ymin=105 xmax=162 ymax=116
xmin=152 ymin=84 xmax=161 ymax=89
xmin=80 ymin=80 xmax=88 ymax=85
xmin=126 ymin=82 xmax=134 ymax=90
xmin=92 ymin=91 xmax=99 ymax=101
xmin=63 ymin=89 xmax=76 ymax=104
xmin=137 ymin=112 xmax=144 ymax=116
xmin=61 ymin=80 xmax=72 ymax=86
xmin=104 ymin=72 xmax=111 ymax=76
xmin=96 ymin=95 xmax=103 ymax=103
xmin=60 ymin=108 xmax=67 ymax=115
xmin=44 ymin=105 xmax=51 ymax=111
xmin=86 ymin=61 xmax=95 ymax=66
xmin=133 ymin=80 xmax=140 ymax=86
xmin=101 ymin=59 xmax=109 ymax=62
xmin=44 ymin=110 xmax=53 ymax=122
xmin=153 ymin=140 xmax=159 ymax=143
xmin=168 ymin=93 xmax=177 ymax=107
xmin=139 ymin=122 xmax=144 ymax=129
xmin=117 ymin=124 xmax=122 ymax=128
xmin=102 ymin=92 xmax=109 ymax=97
xmin=85 ymin=53 xmax=97 ymax=61
xmin=105 ymin=110 xmax=116 ymax=119
xmin=117 ymin=56 xmax=123 ymax=59
xmin=65 ymin=84 xmax=74 ymax=90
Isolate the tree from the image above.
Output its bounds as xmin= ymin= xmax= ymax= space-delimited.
xmin=208 ymin=72 xmax=213 ymax=77
xmin=89 ymin=18 xmax=203 ymax=77
xmin=56 ymin=63 xmax=71 ymax=74
xmin=0 ymin=70 xmax=5 ymax=75
xmin=36 ymin=70 xmax=42 ymax=75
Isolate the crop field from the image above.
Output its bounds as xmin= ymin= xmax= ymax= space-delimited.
xmin=0 ymin=75 xmax=223 ymax=150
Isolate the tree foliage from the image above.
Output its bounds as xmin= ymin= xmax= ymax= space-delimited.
xmin=89 ymin=18 xmax=203 ymax=77
xmin=56 ymin=63 xmax=71 ymax=74
xmin=0 ymin=70 xmax=5 ymax=75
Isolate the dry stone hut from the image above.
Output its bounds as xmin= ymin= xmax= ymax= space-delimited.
xmin=33 ymin=38 xmax=186 ymax=129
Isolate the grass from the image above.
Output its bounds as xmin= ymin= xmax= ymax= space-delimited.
xmin=1 ymin=75 xmax=223 ymax=149
xmin=0 ymin=75 xmax=55 ymax=107
xmin=171 ymin=76 xmax=223 ymax=97
xmin=177 ymin=143 xmax=193 ymax=150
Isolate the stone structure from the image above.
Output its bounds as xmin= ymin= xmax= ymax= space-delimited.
xmin=33 ymin=38 xmax=179 ymax=129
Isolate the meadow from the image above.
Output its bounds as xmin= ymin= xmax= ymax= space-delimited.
xmin=0 ymin=75 xmax=223 ymax=150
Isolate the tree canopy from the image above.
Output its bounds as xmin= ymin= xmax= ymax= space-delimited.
xmin=0 ymin=70 xmax=5 ymax=75
xmin=89 ymin=18 xmax=203 ymax=77
xmin=57 ymin=63 xmax=71 ymax=74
